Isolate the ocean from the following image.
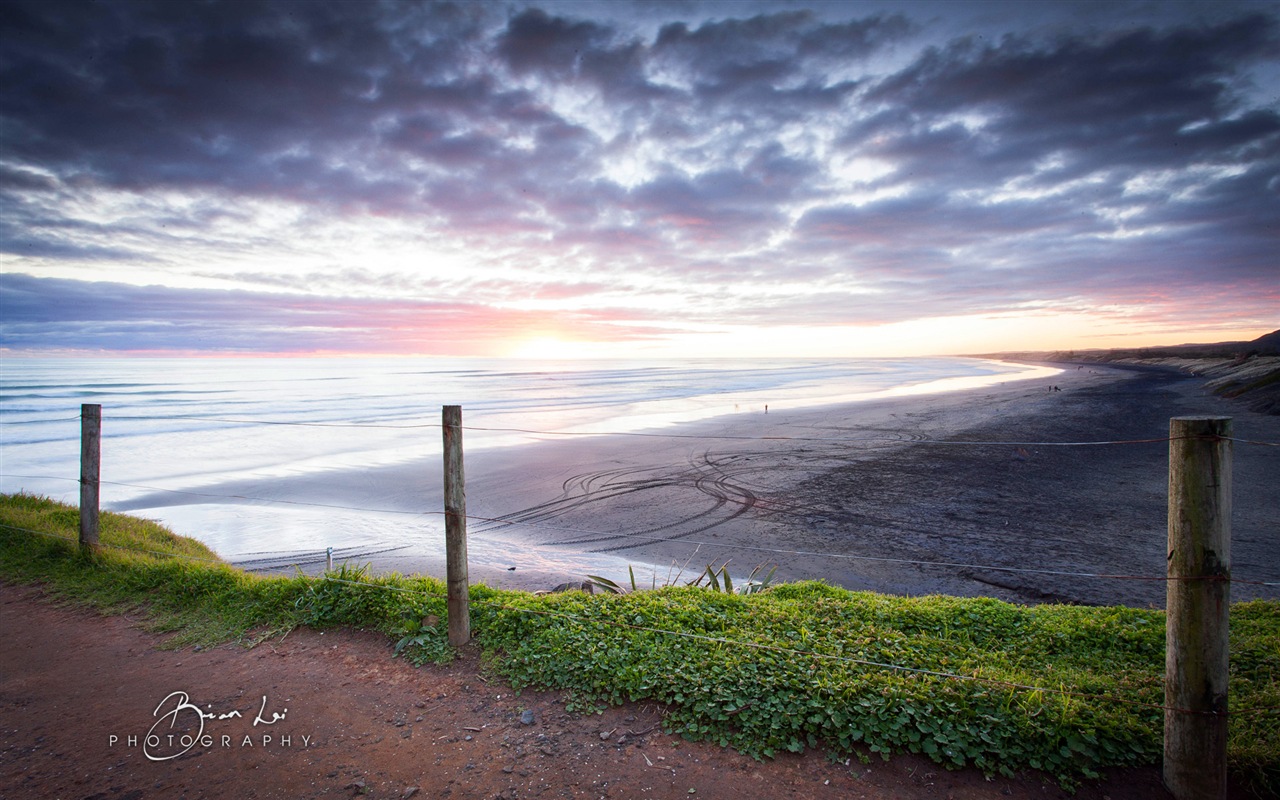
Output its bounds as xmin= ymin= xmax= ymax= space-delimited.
xmin=0 ymin=356 xmax=1052 ymax=581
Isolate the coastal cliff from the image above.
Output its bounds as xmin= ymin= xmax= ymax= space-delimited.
xmin=1098 ymin=354 xmax=1280 ymax=415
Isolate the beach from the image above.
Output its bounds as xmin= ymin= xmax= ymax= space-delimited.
xmin=344 ymin=362 xmax=1279 ymax=607
xmin=5 ymin=357 xmax=1275 ymax=606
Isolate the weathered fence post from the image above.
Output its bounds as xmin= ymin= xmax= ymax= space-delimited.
xmin=79 ymin=403 xmax=101 ymax=553
xmin=442 ymin=405 xmax=471 ymax=646
xmin=1164 ymin=416 xmax=1231 ymax=800
xmin=325 ymin=546 xmax=333 ymax=572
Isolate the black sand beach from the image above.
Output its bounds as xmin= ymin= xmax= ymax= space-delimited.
xmin=443 ymin=363 xmax=1278 ymax=607
xmin=214 ymin=362 xmax=1277 ymax=607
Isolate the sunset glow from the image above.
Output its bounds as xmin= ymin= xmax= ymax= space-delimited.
xmin=1 ymin=1 xmax=1276 ymax=357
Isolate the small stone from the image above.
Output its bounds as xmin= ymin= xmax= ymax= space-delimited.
xmin=599 ymin=732 xmax=611 ymax=741
xmin=403 ymin=788 xmax=419 ymax=799
xmin=502 ymin=766 xmax=514 ymax=774
xmin=519 ymin=710 xmax=535 ymax=726
xmin=464 ymin=735 xmax=473 ymax=741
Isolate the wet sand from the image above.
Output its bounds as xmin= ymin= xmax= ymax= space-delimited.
xmin=229 ymin=363 xmax=1278 ymax=607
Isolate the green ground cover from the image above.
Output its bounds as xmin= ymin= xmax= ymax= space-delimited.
xmin=2 ymin=493 xmax=1275 ymax=793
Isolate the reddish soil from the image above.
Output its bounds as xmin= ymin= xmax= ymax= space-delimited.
xmin=0 ymin=583 xmax=1181 ymax=800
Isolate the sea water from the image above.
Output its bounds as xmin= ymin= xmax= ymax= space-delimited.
xmin=0 ymin=356 xmax=1051 ymax=580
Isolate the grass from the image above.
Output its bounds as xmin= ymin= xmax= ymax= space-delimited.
xmin=1214 ymin=367 xmax=1280 ymax=399
xmin=1 ymin=492 xmax=1276 ymax=793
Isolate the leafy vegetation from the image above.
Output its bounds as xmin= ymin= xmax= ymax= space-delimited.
xmin=2 ymin=493 xmax=1276 ymax=793
xmin=0 ymin=492 xmax=449 ymax=651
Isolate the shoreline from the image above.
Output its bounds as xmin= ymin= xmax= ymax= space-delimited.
xmin=69 ymin=357 xmax=1274 ymax=606
xmin=335 ymin=360 xmax=1279 ymax=606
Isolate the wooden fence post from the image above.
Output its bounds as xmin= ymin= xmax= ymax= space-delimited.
xmin=79 ymin=403 xmax=101 ymax=553
xmin=442 ymin=405 xmax=471 ymax=646
xmin=1165 ymin=416 xmax=1231 ymax=800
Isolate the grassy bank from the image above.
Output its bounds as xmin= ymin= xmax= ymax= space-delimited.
xmin=2 ymin=493 xmax=1276 ymax=793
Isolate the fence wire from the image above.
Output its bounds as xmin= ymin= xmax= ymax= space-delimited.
xmin=3 ymin=462 xmax=1279 ymax=589
xmin=3 ymin=406 xmax=1278 ymax=592
xmin=24 ymin=408 xmax=1280 ymax=446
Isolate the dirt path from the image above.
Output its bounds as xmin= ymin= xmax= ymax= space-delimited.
xmin=0 ymin=583 xmax=1174 ymax=800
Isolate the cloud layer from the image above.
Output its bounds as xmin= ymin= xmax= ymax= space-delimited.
xmin=2 ymin=0 xmax=1277 ymax=354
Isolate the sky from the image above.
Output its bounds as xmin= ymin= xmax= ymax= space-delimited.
xmin=1 ymin=0 xmax=1277 ymax=359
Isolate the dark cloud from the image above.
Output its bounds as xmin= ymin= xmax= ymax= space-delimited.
xmin=855 ymin=14 xmax=1280 ymax=186
xmin=497 ymin=8 xmax=616 ymax=77
xmin=652 ymin=10 xmax=913 ymax=83
xmin=624 ymin=145 xmax=818 ymax=245
xmin=643 ymin=11 xmax=910 ymax=122
xmin=0 ymin=1 xmax=511 ymax=205
xmin=0 ymin=165 xmax=57 ymax=191
xmin=0 ymin=235 xmax=151 ymax=262
xmin=797 ymin=193 xmax=1088 ymax=247
xmin=1 ymin=0 xmax=1277 ymax=353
